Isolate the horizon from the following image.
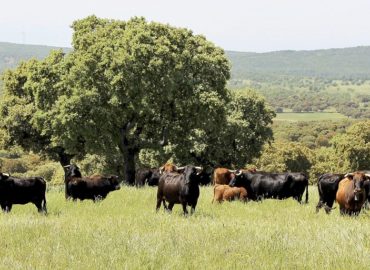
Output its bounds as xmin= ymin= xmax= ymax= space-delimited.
xmin=1 ymin=40 xmax=369 ymax=55
xmin=1 ymin=0 xmax=370 ymax=53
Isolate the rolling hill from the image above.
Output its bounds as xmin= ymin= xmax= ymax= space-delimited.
xmin=0 ymin=42 xmax=369 ymax=118
xmin=2 ymin=42 xmax=370 ymax=80
xmin=0 ymin=42 xmax=70 ymax=73
xmin=226 ymin=46 xmax=370 ymax=80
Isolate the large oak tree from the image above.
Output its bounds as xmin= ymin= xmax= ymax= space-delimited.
xmin=0 ymin=16 xmax=274 ymax=183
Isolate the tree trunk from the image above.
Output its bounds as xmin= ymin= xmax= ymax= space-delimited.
xmin=119 ymin=125 xmax=137 ymax=185
xmin=56 ymin=148 xmax=74 ymax=199
xmin=122 ymin=146 xmax=136 ymax=185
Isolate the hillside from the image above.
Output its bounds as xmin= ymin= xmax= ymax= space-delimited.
xmin=0 ymin=42 xmax=71 ymax=73
xmin=0 ymin=42 xmax=369 ymax=118
xmin=226 ymin=46 xmax=370 ymax=80
xmin=2 ymin=42 xmax=370 ymax=80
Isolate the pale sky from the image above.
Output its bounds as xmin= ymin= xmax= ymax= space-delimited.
xmin=1 ymin=0 xmax=370 ymax=52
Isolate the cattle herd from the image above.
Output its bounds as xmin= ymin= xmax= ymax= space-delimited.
xmin=0 ymin=163 xmax=369 ymax=216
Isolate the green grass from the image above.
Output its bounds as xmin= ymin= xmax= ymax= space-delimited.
xmin=274 ymin=112 xmax=348 ymax=122
xmin=1 ymin=186 xmax=370 ymax=269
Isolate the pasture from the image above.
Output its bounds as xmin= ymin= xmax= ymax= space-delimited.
xmin=1 ymin=185 xmax=370 ymax=269
xmin=274 ymin=112 xmax=348 ymax=122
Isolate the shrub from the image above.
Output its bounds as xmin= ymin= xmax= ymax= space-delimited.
xmin=0 ymin=158 xmax=28 ymax=174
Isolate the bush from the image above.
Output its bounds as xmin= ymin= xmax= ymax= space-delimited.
xmin=27 ymin=163 xmax=60 ymax=181
xmin=0 ymin=158 xmax=28 ymax=174
xmin=50 ymin=165 xmax=65 ymax=185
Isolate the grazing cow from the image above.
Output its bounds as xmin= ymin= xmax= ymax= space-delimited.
xmin=0 ymin=173 xmax=47 ymax=213
xmin=135 ymin=168 xmax=160 ymax=187
xmin=213 ymin=184 xmax=248 ymax=203
xmin=336 ymin=172 xmax=370 ymax=215
xmin=64 ymin=164 xmax=120 ymax=202
xmin=156 ymin=165 xmax=202 ymax=215
xmin=316 ymin=173 xmax=345 ymax=214
xmin=229 ymin=171 xmax=307 ymax=203
xmin=213 ymin=168 xmax=236 ymax=185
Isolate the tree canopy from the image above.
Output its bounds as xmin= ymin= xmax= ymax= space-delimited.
xmin=0 ymin=16 xmax=275 ymax=183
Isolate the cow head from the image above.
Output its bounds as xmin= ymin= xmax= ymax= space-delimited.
xmin=228 ymin=170 xmax=242 ymax=187
xmin=345 ymin=172 xmax=370 ymax=201
xmin=109 ymin=175 xmax=121 ymax=190
xmin=159 ymin=163 xmax=178 ymax=174
xmin=64 ymin=164 xmax=82 ymax=179
xmin=183 ymin=165 xmax=203 ymax=184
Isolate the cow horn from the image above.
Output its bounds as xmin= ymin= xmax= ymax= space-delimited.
xmin=176 ymin=166 xmax=185 ymax=171
xmin=365 ymin=174 xmax=370 ymax=178
xmin=63 ymin=165 xmax=71 ymax=168
xmin=228 ymin=169 xmax=236 ymax=173
xmin=344 ymin=173 xmax=354 ymax=178
xmin=195 ymin=166 xmax=203 ymax=171
xmin=235 ymin=170 xmax=242 ymax=176
xmin=159 ymin=166 xmax=164 ymax=174
xmin=2 ymin=173 xmax=10 ymax=177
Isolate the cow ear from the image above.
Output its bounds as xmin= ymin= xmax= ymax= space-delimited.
xmin=365 ymin=174 xmax=370 ymax=181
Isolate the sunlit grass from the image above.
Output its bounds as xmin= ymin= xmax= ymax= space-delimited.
xmin=0 ymin=186 xmax=370 ymax=269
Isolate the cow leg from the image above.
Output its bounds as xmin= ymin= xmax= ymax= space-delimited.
xmin=182 ymin=203 xmax=189 ymax=216
xmin=1 ymin=204 xmax=6 ymax=213
xmin=35 ymin=201 xmax=43 ymax=213
xmin=316 ymin=201 xmax=324 ymax=213
xmin=167 ymin=203 xmax=174 ymax=212
xmin=156 ymin=197 xmax=162 ymax=212
xmin=94 ymin=195 xmax=103 ymax=202
xmin=162 ymin=200 xmax=169 ymax=210
xmin=190 ymin=204 xmax=197 ymax=215
xmin=5 ymin=204 xmax=12 ymax=213
xmin=296 ymin=195 xmax=303 ymax=204
xmin=324 ymin=199 xmax=336 ymax=214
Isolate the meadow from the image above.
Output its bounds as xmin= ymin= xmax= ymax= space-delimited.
xmin=1 ymin=185 xmax=370 ymax=269
xmin=274 ymin=112 xmax=348 ymax=122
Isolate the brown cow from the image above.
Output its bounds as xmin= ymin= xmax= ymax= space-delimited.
xmin=213 ymin=184 xmax=248 ymax=203
xmin=213 ymin=168 xmax=236 ymax=185
xmin=159 ymin=163 xmax=182 ymax=174
xmin=336 ymin=172 xmax=370 ymax=215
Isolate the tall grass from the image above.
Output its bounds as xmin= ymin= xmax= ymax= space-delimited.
xmin=0 ymin=186 xmax=370 ymax=269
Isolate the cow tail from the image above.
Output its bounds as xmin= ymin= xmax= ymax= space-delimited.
xmin=212 ymin=185 xmax=216 ymax=203
xmin=42 ymin=195 xmax=47 ymax=212
xmin=305 ymin=181 xmax=309 ymax=204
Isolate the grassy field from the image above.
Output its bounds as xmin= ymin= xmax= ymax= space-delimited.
xmin=1 ymin=185 xmax=370 ymax=269
xmin=274 ymin=112 xmax=348 ymax=122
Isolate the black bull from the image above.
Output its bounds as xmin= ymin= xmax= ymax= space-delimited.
xmin=156 ymin=165 xmax=202 ymax=215
xmin=229 ymin=172 xmax=309 ymax=203
xmin=64 ymin=164 xmax=120 ymax=201
xmin=0 ymin=173 xmax=47 ymax=213
xmin=316 ymin=173 xmax=345 ymax=214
